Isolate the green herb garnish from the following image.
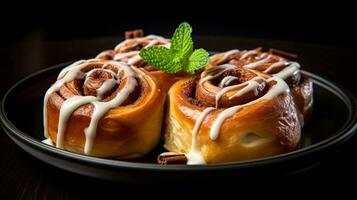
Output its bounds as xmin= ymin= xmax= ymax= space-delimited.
xmin=139 ymin=22 xmax=209 ymax=74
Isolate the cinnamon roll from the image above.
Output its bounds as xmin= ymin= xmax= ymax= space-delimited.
xmin=96 ymin=30 xmax=186 ymax=92
xmin=209 ymin=48 xmax=313 ymax=124
xmin=43 ymin=59 xmax=165 ymax=159
xmin=164 ymin=65 xmax=301 ymax=164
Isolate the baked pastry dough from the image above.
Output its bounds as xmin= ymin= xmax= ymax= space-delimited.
xmin=209 ymin=48 xmax=313 ymax=123
xmin=164 ymin=65 xmax=301 ymax=164
xmin=43 ymin=59 xmax=165 ymax=159
xmin=96 ymin=30 xmax=186 ymax=93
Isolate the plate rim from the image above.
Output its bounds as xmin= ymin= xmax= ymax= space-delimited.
xmin=1 ymin=62 xmax=356 ymax=172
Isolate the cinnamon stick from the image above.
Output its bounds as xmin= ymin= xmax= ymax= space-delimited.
xmin=157 ymin=152 xmax=187 ymax=165
xmin=125 ymin=29 xmax=144 ymax=39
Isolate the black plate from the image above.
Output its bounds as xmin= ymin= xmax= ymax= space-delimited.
xmin=1 ymin=62 xmax=356 ymax=183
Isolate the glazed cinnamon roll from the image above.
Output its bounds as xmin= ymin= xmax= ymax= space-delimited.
xmin=209 ymin=48 xmax=313 ymax=124
xmin=96 ymin=30 xmax=186 ymax=92
xmin=43 ymin=59 xmax=165 ymax=159
xmin=164 ymin=65 xmax=301 ymax=164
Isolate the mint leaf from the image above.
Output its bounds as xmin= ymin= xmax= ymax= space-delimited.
xmin=185 ymin=49 xmax=209 ymax=73
xmin=139 ymin=46 xmax=182 ymax=73
xmin=162 ymin=59 xmax=182 ymax=74
xmin=139 ymin=46 xmax=174 ymax=67
xmin=139 ymin=22 xmax=209 ymax=74
xmin=171 ymin=22 xmax=193 ymax=60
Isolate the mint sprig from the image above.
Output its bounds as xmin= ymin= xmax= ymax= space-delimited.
xmin=139 ymin=22 xmax=209 ymax=74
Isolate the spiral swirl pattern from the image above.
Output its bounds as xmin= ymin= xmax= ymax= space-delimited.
xmin=44 ymin=59 xmax=164 ymax=158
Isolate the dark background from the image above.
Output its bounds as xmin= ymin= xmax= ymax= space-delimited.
xmin=3 ymin=7 xmax=357 ymax=46
xmin=1 ymin=3 xmax=357 ymax=95
xmin=0 ymin=3 xmax=356 ymax=198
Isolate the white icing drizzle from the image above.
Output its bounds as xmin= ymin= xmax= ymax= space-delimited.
xmin=113 ymin=35 xmax=170 ymax=65
xmin=84 ymin=67 xmax=137 ymax=154
xmin=238 ymin=50 xmax=300 ymax=81
xmin=215 ymin=84 xmax=243 ymax=107
xmin=186 ymin=47 xmax=302 ymax=164
xmin=186 ymin=68 xmax=289 ymax=162
xmin=242 ymin=55 xmax=272 ymax=69
xmin=127 ymin=55 xmax=142 ymax=65
xmin=186 ymin=151 xmax=206 ymax=165
xmin=96 ymin=79 xmax=118 ymax=99
xmin=44 ymin=60 xmax=87 ymax=138
xmin=113 ymin=51 xmax=139 ymax=61
xmin=221 ymin=49 xmax=240 ymax=59
xmin=257 ymin=52 xmax=268 ymax=59
xmin=42 ymin=138 xmax=54 ymax=146
xmin=229 ymin=76 xmax=265 ymax=99
xmin=219 ymin=76 xmax=238 ymax=87
xmin=85 ymin=68 xmax=119 ymax=79
xmin=114 ymin=35 xmax=169 ymax=51
xmin=44 ymin=60 xmax=137 ymax=155
xmin=145 ymin=39 xmax=161 ymax=48
xmin=85 ymin=68 xmax=120 ymax=99
xmin=186 ymin=64 xmax=236 ymax=164
xmin=115 ymin=43 xmax=171 ymax=65
xmin=199 ymin=64 xmax=236 ymax=86
xmin=202 ymin=64 xmax=266 ymax=109
xmin=56 ymin=96 xmax=98 ymax=149
xmin=240 ymin=50 xmax=257 ymax=60
xmin=186 ymin=107 xmax=215 ymax=164
xmin=273 ymin=62 xmax=300 ymax=80
xmin=210 ymin=76 xmax=289 ymax=140
xmin=263 ymin=61 xmax=288 ymax=73
xmin=185 ymin=50 xmax=302 ymax=162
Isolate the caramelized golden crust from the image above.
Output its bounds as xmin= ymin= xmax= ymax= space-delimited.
xmin=164 ymin=75 xmax=301 ymax=163
xmin=47 ymin=66 xmax=165 ymax=159
xmin=208 ymin=49 xmax=313 ymax=121
xmin=291 ymin=75 xmax=313 ymax=122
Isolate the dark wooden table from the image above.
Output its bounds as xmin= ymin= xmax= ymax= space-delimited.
xmin=1 ymin=35 xmax=356 ymax=198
